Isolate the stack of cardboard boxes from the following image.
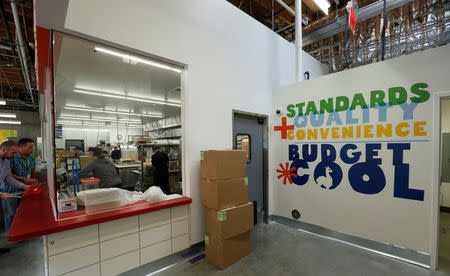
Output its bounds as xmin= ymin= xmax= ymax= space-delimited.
xmin=201 ymin=150 xmax=254 ymax=269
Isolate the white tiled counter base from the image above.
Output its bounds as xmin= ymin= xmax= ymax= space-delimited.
xmin=43 ymin=205 xmax=190 ymax=276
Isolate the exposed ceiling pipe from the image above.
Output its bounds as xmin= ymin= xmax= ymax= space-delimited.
xmin=10 ymin=0 xmax=35 ymax=108
xmin=303 ymin=0 xmax=413 ymax=46
xmin=0 ymin=1 xmax=27 ymax=93
xmin=0 ymin=42 xmax=12 ymax=51
xmin=276 ymin=0 xmax=308 ymax=25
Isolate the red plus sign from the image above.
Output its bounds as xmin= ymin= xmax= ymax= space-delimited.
xmin=274 ymin=117 xmax=294 ymax=139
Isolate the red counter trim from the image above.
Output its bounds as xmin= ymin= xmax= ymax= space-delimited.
xmin=8 ymin=185 xmax=192 ymax=242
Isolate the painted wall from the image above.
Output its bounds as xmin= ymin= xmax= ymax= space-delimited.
xmin=441 ymin=99 xmax=450 ymax=207
xmin=271 ymin=45 xmax=450 ymax=254
xmin=36 ymin=0 xmax=328 ymax=244
xmin=0 ymin=110 xmax=41 ymax=142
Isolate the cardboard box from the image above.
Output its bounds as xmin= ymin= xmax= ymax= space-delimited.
xmin=169 ymin=161 xmax=179 ymax=171
xmin=206 ymin=202 xmax=253 ymax=239
xmin=200 ymin=150 xmax=247 ymax=180
xmin=205 ymin=231 xmax=251 ymax=269
xmin=202 ymin=177 xmax=248 ymax=210
xmin=79 ymin=156 xmax=95 ymax=169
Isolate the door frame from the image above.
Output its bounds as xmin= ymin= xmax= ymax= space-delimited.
xmin=232 ymin=110 xmax=269 ymax=223
xmin=431 ymin=91 xmax=450 ymax=270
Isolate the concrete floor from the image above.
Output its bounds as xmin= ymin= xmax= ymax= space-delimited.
xmin=124 ymin=222 xmax=449 ymax=276
xmin=440 ymin=212 xmax=450 ymax=273
xmin=1 ymin=221 xmax=450 ymax=275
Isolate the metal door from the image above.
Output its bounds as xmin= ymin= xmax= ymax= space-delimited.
xmin=442 ymin=133 xmax=450 ymax=182
xmin=233 ymin=113 xmax=265 ymax=223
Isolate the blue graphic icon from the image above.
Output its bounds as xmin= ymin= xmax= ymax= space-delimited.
xmin=313 ymin=161 xmax=343 ymax=190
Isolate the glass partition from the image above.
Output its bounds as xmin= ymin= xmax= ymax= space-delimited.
xmin=52 ymin=32 xmax=182 ymax=219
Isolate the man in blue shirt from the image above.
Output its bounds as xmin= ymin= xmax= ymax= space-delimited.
xmin=0 ymin=140 xmax=31 ymax=233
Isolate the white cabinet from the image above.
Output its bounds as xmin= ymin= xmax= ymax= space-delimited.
xmin=172 ymin=219 xmax=188 ymax=238
xmin=45 ymin=205 xmax=190 ymax=276
xmin=48 ymin=244 xmax=99 ymax=276
xmin=139 ymin=209 xmax=170 ymax=231
xmin=140 ymin=240 xmax=171 ymax=264
xmin=140 ymin=224 xmax=171 ymax=248
xmin=171 ymin=205 xmax=189 ymax=222
xmin=100 ymin=250 xmax=140 ymax=276
xmin=172 ymin=234 xmax=189 ymax=253
xmin=62 ymin=264 xmax=100 ymax=276
xmin=47 ymin=224 xmax=98 ymax=256
xmin=99 ymin=216 xmax=138 ymax=242
xmin=100 ymin=233 xmax=139 ymax=261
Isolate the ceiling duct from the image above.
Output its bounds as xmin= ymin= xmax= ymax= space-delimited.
xmin=303 ymin=0 xmax=413 ymax=46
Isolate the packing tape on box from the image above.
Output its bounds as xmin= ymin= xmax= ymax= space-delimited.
xmin=200 ymin=151 xmax=204 ymax=160
xmin=244 ymin=177 xmax=248 ymax=186
xmin=205 ymin=235 xmax=209 ymax=245
xmin=217 ymin=211 xmax=227 ymax=221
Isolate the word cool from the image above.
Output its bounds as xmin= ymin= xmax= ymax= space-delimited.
xmin=288 ymin=143 xmax=424 ymax=201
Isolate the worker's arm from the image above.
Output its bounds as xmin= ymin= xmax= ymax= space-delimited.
xmin=5 ymin=170 xmax=28 ymax=190
xmin=31 ymin=169 xmax=37 ymax=179
xmin=78 ymin=161 xmax=95 ymax=179
xmin=12 ymin=172 xmax=38 ymax=185
xmin=0 ymin=192 xmax=13 ymax=199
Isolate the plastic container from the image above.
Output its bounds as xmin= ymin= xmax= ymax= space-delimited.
xmin=81 ymin=178 xmax=100 ymax=190
xmin=82 ymin=188 xmax=124 ymax=213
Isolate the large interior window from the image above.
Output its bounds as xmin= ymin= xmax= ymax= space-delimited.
xmin=52 ymin=32 xmax=182 ymax=219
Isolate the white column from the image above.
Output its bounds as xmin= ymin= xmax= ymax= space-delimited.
xmin=295 ymin=0 xmax=302 ymax=82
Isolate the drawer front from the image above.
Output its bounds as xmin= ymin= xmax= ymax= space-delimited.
xmin=100 ymin=233 xmax=139 ymax=261
xmin=99 ymin=216 xmax=138 ymax=242
xmin=171 ymin=205 xmax=188 ymax=222
xmin=62 ymin=264 xmax=100 ymax=276
xmin=49 ymin=244 xmax=99 ymax=276
xmin=171 ymin=219 xmax=188 ymax=238
xmin=172 ymin=234 xmax=189 ymax=253
xmin=140 ymin=224 xmax=171 ymax=248
xmin=139 ymin=209 xmax=170 ymax=231
xmin=100 ymin=250 xmax=140 ymax=276
xmin=140 ymin=240 xmax=171 ymax=265
xmin=47 ymin=225 xmax=99 ymax=256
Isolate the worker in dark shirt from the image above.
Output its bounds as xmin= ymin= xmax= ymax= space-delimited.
xmin=111 ymin=146 xmax=121 ymax=162
xmin=78 ymin=147 xmax=121 ymax=188
xmin=151 ymin=146 xmax=169 ymax=194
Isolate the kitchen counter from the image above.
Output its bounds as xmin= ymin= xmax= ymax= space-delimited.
xmin=8 ymin=184 xmax=192 ymax=242
xmin=8 ymin=184 xmax=192 ymax=276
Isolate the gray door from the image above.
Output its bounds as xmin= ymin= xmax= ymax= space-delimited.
xmin=233 ymin=113 xmax=265 ymax=222
xmin=442 ymin=133 xmax=450 ymax=182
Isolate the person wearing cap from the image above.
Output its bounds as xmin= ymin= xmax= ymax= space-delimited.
xmin=0 ymin=141 xmax=30 ymax=234
xmin=74 ymin=146 xmax=86 ymax=157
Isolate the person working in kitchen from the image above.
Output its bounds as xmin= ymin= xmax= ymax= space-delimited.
xmin=73 ymin=146 xmax=86 ymax=157
xmin=151 ymin=146 xmax=170 ymax=194
xmin=0 ymin=141 xmax=30 ymax=234
xmin=77 ymin=147 xmax=121 ymax=188
xmin=168 ymin=146 xmax=178 ymax=161
xmin=111 ymin=146 xmax=121 ymax=162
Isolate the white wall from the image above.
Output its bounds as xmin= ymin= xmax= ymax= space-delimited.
xmin=271 ymin=45 xmax=450 ymax=255
xmin=441 ymin=99 xmax=450 ymax=207
xmin=0 ymin=110 xmax=41 ymax=141
xmin=36 ymin=0 xmax=327 ymax=244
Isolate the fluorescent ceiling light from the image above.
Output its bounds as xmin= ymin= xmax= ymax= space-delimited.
xmin=313 ymin=0 xmax=330 ymax=15
xmin=64 ymin=105 xmax=163 ymax=118
xmin=0 ymin=100 xmax=6 ymax=105
xmin=73 ymin=89 xmax=181 ymax=107
xmin=0 ymin=113 xmax=16 ymax=118
xmin=60 ymin=115 xmax=142 ymax=123
xmin=0 ymin=120 xmax=21 ymax=125
xmin=58 ymin=120 xmax=143 ymax=128
xmin=94 ymin=47 xmax=182 ymax=73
